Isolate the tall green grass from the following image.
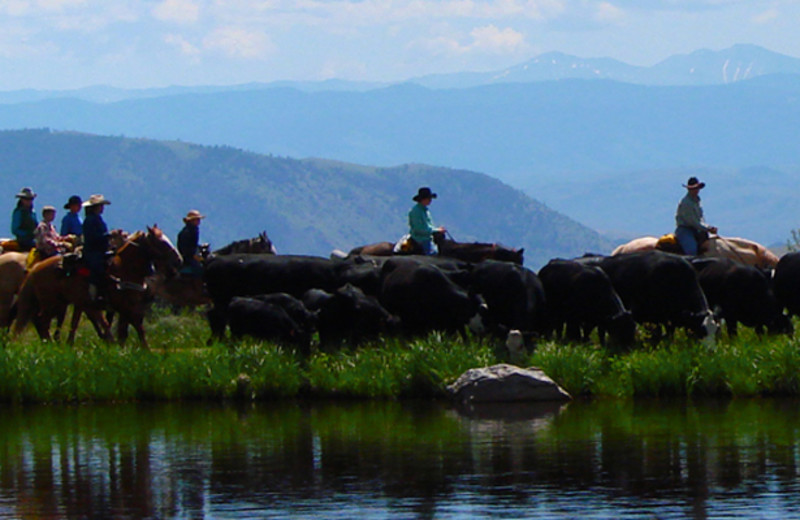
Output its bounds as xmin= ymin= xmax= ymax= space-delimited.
xmin=3 ymin=308 xmax=800 ymax=403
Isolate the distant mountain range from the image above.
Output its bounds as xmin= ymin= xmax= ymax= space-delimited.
xmin=2 ymin=74 xmax=798 ymax=182
xmin=413 ymin=44 xmax=800 ymax=88
xmin=0 ymin=130 xmax=611 ymax=268
xmin=0 ymin=44 xmax=797 ymax=105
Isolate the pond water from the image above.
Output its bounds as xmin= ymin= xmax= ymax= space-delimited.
xmin=1 ymin=399 xmax=800 ymax=519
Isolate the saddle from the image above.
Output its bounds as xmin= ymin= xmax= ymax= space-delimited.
xmin=61 ymin=252 xmax=90 ymax=278
xmin=393 ymin=234 xmax=419 ymax=254
xmin=655 ymin=234 xmax=683 ymax=254
xmin=656 ymin=232 xmax=710 ymax=255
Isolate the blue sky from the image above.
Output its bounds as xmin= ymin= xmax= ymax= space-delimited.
xmin=1 ymin=0 xmax=799 ymax=90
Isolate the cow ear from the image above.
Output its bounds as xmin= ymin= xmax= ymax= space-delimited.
xmin=147 ymin=225 xmax=153 ymax=233
xmin=518 ymin=248 xmax=524 ymax=254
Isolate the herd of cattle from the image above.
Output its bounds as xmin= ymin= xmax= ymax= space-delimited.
xmin=201 ymin=248 xmax=800 ymax=354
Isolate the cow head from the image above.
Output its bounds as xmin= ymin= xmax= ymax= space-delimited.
xmin=767 ymin=313 xmax=794 ymax=336
xmin=683 ymin=310 xmax=719 ymax=346
xmin=606 ymin=310 xmax=636 ymax=348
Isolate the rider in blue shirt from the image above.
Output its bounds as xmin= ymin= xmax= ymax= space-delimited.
xmin=60 ymin=195 xmax=83 ymax=237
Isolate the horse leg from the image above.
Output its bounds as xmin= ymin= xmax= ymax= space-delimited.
xmin=85 ymin=309 xmax=112 ymax=343
xmin=128 ymin=314 xmax=148 ymax=349
xmin=116 ymin=315 xmax=130 ymax=347
xmin=53 ymin=304 xmax=68 ymax=342
xmin=32 ymin=309 xmax=53 ymax=342
xmin=68 ymin=307 xmax=83 ymax=345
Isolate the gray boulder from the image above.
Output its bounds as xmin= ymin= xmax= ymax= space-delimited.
xmin=447 ymin=364 xmax=571 ymax=404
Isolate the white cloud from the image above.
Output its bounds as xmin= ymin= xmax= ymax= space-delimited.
xmin=752 ymin=7 xmax=779 ymax=24
xmin=469 ymin=24 xmax=526 ymax=53
xmin=203 ymin=26 xmax=273 ymax=58
xmin=165 ymin=33 xmax=201 ymax=56
xmin=152 ymin=0 xmax=200 ymax=24
xmin=204 ymin=0 xmax=566 ymax=28
xmin=595 ymin=2 xmax=625 ymax=23
xmin=0 ymin=25 xmax=59 ymax=57
xmin=413 ymin=24 xmax=528 ymax=56
xmin=37 ymin=0 xmax=88 ymax=11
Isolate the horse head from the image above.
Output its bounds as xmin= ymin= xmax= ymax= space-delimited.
xmin=254 ymin=231 xmax=277 ymax=255
xmin=144 ymin=225 xmax=183 ymax=276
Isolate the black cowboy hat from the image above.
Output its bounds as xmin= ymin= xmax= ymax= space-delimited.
xmin=413 ymin=187 xmax=437 ymax=202
xmin=64 ymin=195 xmax=82 ymax=209
xmin=683 ymin=177 xmax=706 ymax=190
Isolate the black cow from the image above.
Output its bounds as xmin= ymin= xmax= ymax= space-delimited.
xmin=538 ymin=259 xmax=635 ymax=347
xmin=379 ymin=261 xmax=484 ymax=336
xmin=303 ymin=284 xmax=399 ymax=348
xmin=249 ymin=293 xmax=319 ymax=337
xmin=469 ymin=259 xmax=546 ymax=337
xmin=692 ymin=258 xmax=792 ymax=336
xmin=204 ymin=254 xmax=346 ymax=340
xmin=582 ymin=251 xmax=717 ymax=341
xmin=228 ymin=297 xmax=312 ymax=355
xmin=381 ymin=256 xmax=474 ymax=289
xmin=774 ymin=252 xmax=800 ymax=318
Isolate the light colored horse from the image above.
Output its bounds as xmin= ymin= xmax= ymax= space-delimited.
xmin=612 ymin=235 xmax=779 ymax=268
xmin=0 ymin=252 xmax=28 ymax=327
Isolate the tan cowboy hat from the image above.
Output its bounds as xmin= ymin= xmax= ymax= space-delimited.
xmin=15 ymin=187 xmax=36 ymax=199
xmin=82 ymin=194 xmax=111 ymax=207
xmin=183 ymin=209 xmax=205 ymax=223
xmin=42 ymin=205 xmax=56 ymax=214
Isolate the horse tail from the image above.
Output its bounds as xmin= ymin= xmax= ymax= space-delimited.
xmin=11 ymin=278 xmax=38 ymax=336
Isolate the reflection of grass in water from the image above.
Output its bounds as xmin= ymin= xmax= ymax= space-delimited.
xmin=3 ymin=309 xmax=800 ymax=402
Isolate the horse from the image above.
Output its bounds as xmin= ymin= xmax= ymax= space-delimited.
xmin=149 ymin=234 xmax=275 ymax=311
xmin=0 ymin=253 xmax=28 ymax=327
xmin=434 ymin=233 xmax=524 ymax=265
xmin=13 ymin=225 xmax=182 ymax=347
xmin=212 ymin=231 xmax=276 ymax=256
xmin=342 ymin=232 xmax=524 ymax=264
xmin=612 ymin=234 xmax=779 ymax=268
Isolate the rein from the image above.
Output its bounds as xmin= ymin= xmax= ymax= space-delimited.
xmin=712 ymin=234 xmax=750 ymax=266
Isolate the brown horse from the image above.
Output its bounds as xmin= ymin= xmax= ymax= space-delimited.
xmin=434 ymin=233 xmax=524 ymax=264
xmin=344 ymin=232 xmax=524 ymax=264
xmin=0 ymin=252 xmax=28 ymax=327
xmin=149 ymin=233 xmax=275 ymax=311
xmin=212 ymin=231 xmax=276 ymax=256
xmin=13 ymin=226 xmax=182 ymax=347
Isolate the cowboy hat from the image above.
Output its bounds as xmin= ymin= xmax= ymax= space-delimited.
xmin=15 ymin=187 xmax=36 ymax=199
xmin=82 ymin=194 xmax=111 ymax=207
xmin=683 ymin=177 xmax=706 ymax=190
xmin=413 ymin=187 xmax=437 ymax=202
xmin=183 ymin=209 xmax=206 ymax=223
xmin=42 ymin=205 xmax=56 ymax=214
xmin=64 ymin=195 xmax=82 ymax=209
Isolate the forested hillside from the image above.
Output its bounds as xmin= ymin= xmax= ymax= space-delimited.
xmin=0 ymin=129 xmax=611 ymax=267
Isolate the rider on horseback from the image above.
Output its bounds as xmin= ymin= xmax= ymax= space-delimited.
xmin=177 ymin=209 xmax=205 ymax=278
xmin=82 ymin=194 xmax=112 ymax=301
xmin=34 ymin=206 xmax=70 ymax=260
xmin=60 ymin=195 xmax=83 ymax=238
xmin=11 ymin=187 xmax=38 ymax=252
xmin=409 ymin=187 xmax=445 ymax=256
xmin=675 ymin=177 xmax=718 ymax=256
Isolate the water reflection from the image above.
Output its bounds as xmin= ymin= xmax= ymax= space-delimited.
xmin=1 ymin=399 xmax=799 ymax=518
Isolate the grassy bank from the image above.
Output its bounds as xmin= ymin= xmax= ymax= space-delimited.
xmin=2 ymin=310 xmax=800 ymax=403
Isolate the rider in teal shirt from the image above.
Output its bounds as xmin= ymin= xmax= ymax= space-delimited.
xmin=408 ymin=187 xmax=445 ymax=255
